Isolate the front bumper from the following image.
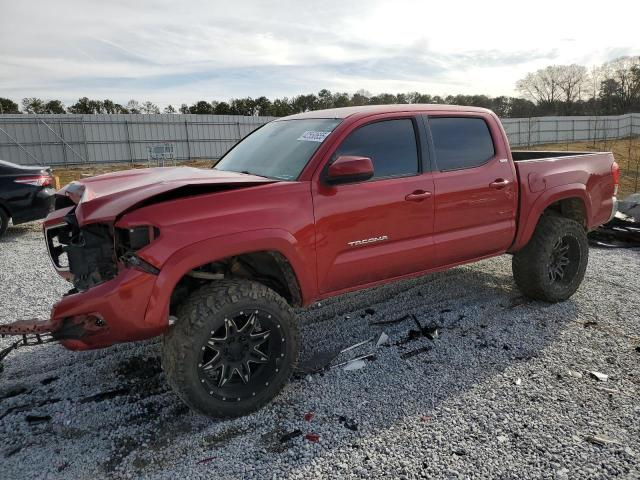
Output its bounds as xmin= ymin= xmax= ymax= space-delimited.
xmin=0 ymin=267 xmax=166 ymax=351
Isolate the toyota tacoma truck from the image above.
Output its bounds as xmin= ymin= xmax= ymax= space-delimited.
xmin=0 ymin=105 xmax=619 ymax=418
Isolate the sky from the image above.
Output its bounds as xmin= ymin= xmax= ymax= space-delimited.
xmin=1 ymin=0 xmax=639 ymax=108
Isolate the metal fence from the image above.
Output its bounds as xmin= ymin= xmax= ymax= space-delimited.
xmin=502 ymin=113 xmax=640 ymax=147
xmin=0 ymin=114 xmax=275 ymax=166
xmin=0 ymin=112 xmax=639 ymax=167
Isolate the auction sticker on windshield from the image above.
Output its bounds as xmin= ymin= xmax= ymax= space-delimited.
xmin=297 ymin=131 xmax=331 ymax=142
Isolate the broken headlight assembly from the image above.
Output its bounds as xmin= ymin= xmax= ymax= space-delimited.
xmin=115 ymin=226 xmax=161 ymax=275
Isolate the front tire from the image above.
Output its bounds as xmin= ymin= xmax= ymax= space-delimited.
xmin=162 ymin=280 xmax=299 ymax=418
xmin=512 ymin=215 xmax=588 ymax=302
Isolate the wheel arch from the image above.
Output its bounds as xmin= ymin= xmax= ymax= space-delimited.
xmin=510 ymin=184 xmax=591 ymax=252
xmin=143 ymin=229 xmax=314 ymax=328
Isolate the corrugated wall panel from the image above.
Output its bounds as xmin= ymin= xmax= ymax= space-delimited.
xmin=1 ymin=113 xmax=638 ymax=165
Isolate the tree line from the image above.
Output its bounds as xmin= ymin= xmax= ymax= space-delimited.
xmin=1 ymin=55 xmax=638 ymax=118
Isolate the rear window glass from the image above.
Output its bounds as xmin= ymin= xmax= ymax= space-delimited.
xmin=429 ymin=117 xmax=495 ymax=171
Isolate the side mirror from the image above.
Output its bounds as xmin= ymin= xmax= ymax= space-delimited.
xmin=326 ymin=156 xmax=374 ymax=185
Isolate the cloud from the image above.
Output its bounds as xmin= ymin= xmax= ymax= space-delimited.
xmin=0 ymin=0 xmax=638 ymax=106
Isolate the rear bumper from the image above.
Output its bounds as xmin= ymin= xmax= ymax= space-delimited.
xmin=0 ymin=268 xmax=167 ymax=351
xmin=607 ymin=196 xmax=618 ymax=223
xmin=11 ymin=188 xmax=55 ymax=224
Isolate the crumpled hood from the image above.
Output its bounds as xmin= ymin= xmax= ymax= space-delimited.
xmin=58 ymin=167 xmax=276 ymax=224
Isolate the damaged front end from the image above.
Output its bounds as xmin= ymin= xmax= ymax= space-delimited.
xmin=46 ymin=217 xmax=117 ymax=291
xmin=1 ymin=205 xmax=162 ymax=364
xmin=46 ymin=207 xmax=159 ymax=292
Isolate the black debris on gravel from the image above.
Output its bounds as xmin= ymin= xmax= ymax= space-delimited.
xmin=588 ymin=194 xmax=640 ymax=248
xmin=338 ymin=415 xmax=359 ymax=431
xmin=400 ymin=346 xmax=433 ymax=359
xmin=25 ymin=414 xmax=51 ymax=424
xmin=79 ymin=387 xmax=131 ymax=404
xmin=0 ymin=385 xmax=28 ymax=400
xmin=295 ymin=349 xmax=341 ymax=375
xmin=279 ymin=429 xmax=303 ymax=443
xmin=370 ymin=314 xmax=412 ymax=326
xmin=40 ymin=376 xmax=58 ymax=386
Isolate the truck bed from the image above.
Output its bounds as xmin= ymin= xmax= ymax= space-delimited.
xmin=509 ymin=150 xmax=616 ymax=251
xmin=511 ymin=151 xmax=604 ymax=161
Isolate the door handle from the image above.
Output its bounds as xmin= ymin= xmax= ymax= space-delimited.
xmin=405 ymin=190 xmax=432 ymax=201
xmin=490 ymin=179 xmax=510 ymax=189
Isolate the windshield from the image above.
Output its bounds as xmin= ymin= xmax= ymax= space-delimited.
xmin=215 ymin=118 xmax=341 ymax=180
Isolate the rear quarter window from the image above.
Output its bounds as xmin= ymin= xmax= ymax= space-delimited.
xmin=429 ymin=117 xmax=495 ymax=171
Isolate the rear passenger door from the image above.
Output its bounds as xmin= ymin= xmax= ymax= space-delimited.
xmin=425 ymin=114 xmax=517 ymax=265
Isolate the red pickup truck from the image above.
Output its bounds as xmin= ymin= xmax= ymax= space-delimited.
xmin=1 ymin=105 xmax=619 ymax=418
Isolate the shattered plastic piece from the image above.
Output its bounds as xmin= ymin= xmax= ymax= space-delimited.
xmin=305 ymin=432 xmax=320 ymax=442
xmin=589 ymin=371 xmax=609 ymax=382
xmin=515 ymin=378 xmax=522 ymax=386
xmin=567 ymin=370 xmax=583 ymax=379
xmin=412 ymin=314 xmax=439 ymax=340
xmin=370 ymin=314 xmax=411 ymax=326
xmin=279 ymin=429 xmax=303 ymax=442
xmin=304 ymin=411 xmax=315 ymax=422
xmin=376 ymin=332 xmax=389 ymax=347
xmin=343 ymin=359 xmax=366 ymax=371
xmin=333 ymin=352 xmax=377 ymax=369
xmin=341 ymin=337 xmax=373 ymax=354
xmin=585 ymin=434 xmax=618 ymax=446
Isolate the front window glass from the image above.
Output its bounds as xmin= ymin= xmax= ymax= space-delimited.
xmin=333 ymin=119 xmax=419 ymax=179
xmin=215 ymin=119 xmax=341 ymax=180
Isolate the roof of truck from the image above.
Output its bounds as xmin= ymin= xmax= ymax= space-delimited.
xmin=281 ymin=104 xmax=493 ymax=120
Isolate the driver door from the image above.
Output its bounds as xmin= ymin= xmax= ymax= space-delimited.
xmin=312 ymin=116 xmax=436 ymax=294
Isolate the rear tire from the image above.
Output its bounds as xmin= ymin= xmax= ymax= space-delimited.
xmin=161 ymin=279 xmax=299 ymax=418
xmin=0 ymin=208 xmax=9 ymax=238
xmin=512 ymin=215 xmax=588 ymax=302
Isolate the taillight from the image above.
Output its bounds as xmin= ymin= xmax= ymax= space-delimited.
xmin=14 ymin=175 xmax=53 ymax=187
xmin=611 ymin=161 xmax=619 ymax=196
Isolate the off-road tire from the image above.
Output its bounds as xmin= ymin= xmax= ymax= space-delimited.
xmin=0 ymin=208 xmax=9 ymax=238
xmin=161 ymin=279 xmax=299 ymax=418
xmin=512 ymin=214 xmax=588 ymax=302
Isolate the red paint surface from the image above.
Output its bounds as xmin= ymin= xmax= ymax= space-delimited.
xmin=41 ymin=105 xmax=616 ymax=350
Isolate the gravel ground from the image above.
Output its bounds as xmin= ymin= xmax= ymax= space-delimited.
xmin=1 ymin=222 xmax=639 ymax=479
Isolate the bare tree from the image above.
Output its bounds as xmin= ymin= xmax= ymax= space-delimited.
xmin=126 ymin=100 xmax=141 ymax=114
xmin=140 ymin=101 xmax=160 ymax=114
xmin=556 ymin=64 xmax=589 ymax=104
xmin=600 ymin=56 xmax=640 ymax=111
xmin=516 ymin=66 xmax=564 ymax=105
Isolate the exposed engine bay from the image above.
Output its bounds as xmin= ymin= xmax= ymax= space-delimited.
xmin=45 ymin=209 xmax=156 ymax=292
